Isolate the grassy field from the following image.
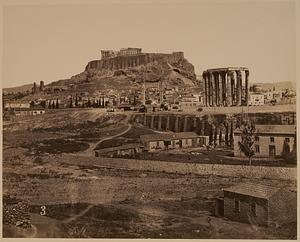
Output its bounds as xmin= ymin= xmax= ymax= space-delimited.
xmin=2 ymin=109 xmax=297 ymax=239
xmin=3 ymin=155 xmax=296 ymax=239
xmin=95 ymin=126 xmax=157 ymax=150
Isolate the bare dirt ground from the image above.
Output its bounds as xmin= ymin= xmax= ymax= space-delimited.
xmin=2 ymin=109 xmax=297 ymax=239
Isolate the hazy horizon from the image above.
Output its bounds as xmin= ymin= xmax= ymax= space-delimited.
xmin=2 ymin=1 xmax=296 ymax=88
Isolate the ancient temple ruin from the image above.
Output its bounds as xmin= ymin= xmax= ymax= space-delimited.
xmin=202 ymin=67 xmax=249 ymax=107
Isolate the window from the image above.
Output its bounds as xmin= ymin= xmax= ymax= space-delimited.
xmin=270 ymin=137 xmax=275 ymax=143
xmin=255 ymin=145 xmax=260 ymax=153
xmin=285 ymin=138 xmax=290 ymax=143
xmin=249 ymin=202 xmax=256 ymax=216
xmin=255 ymin=136 xmax=259 ymax=142
xmin=234 ymin=198 xmax=240 ymax=212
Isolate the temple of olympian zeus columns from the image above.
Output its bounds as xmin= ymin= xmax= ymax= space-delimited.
xmin=202 ymin=67 xmax=249 ymax=107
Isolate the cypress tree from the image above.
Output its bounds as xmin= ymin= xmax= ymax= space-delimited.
xmin=75 ymin=95 xmax=78 ymax=107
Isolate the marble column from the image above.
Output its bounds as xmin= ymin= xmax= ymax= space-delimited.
xmin=222 ymin=72 xmax=226 ymax=106
xmin=184 ymin=116 xmax=188 ymax=132
xmin=143 ymin=114 xmax=147 ymax=126
xmin=214 ymin=73 xmax=219 ymax=106
xmin=208 ymin=72 xmax=212 ymax=106
xmin=231 ymin=71 xmax=236 ymax=106
xmin=150 ymin=115 xmax=155 ymax=129
xmin=225 ymin=72 xmax=230 ymax=106
xmin=175 ymin=116 xmax=179 ymax=132
xmin=245 ymin=70 xmax=249 ymax=106
xmin=193 ymin=117 xmax=197 ymax=129
xmin=158 ymin=115 xmax=162 ymax=130
xmin=211 ymin=72 xmax=216 ymax=107
xmin=236 ymin=70 xmax=242 ymax=106
xmin=202 ymin=72 xmax=207 ymax=106
xmin=218 ymin=72 xmax=223 ymax=106
xmin=206 ymin=74 xmax=209 ymax=106
xmin=166 ymin=115 xmax=170 ymax=131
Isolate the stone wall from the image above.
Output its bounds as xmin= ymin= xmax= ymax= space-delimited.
xmin=223 ymin=193 xmax=269 ymax=226
xmin=85 ymin=52 xmax=185 ymax=72
xmin=133 ymin=112 xmax=296 ymax=147
xmin=62 ymin=155 xmax=296 ymax=181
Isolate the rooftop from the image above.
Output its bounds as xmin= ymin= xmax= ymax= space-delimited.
xmin=95 ymin=143 xmax=143 ymax=154
xmin=235 ymin=125 xmax=296 ymax=135
xmin=140 ymin=132 xmax=202 ymax=142
xmin=223 ymin=182 xmax=281 ymax=199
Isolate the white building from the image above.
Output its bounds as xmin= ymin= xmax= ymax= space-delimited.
xmin=13 ymin=109 xmax=45 ymax=116
xmin=180 ymin=94 xmax=203 ymax=108
xmin=264 ymin=90 xmax=283 ymax=103
xmin=5 ymin=102 xmax=30 ymax=109
xmin=234 ymin=125 xmax=296 ymax=158
xmin=140 ymin=132 xmax=209 ymax=152
xmin=249 ymin=94 xmax=264 ymax=106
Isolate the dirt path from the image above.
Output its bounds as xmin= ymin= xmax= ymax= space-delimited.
xmin=77 ymin=124 xmax=132 ymax=157
xmin=63 ymin=204 xmax=94 ymax=223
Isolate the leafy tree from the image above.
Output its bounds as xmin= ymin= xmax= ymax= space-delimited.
xmin=282 ymin=139 xmax=296 ymax=164
xmin=238 ymin=121 xmax=256 ymax=165
xmin=40 ymin=100 xmax=46 ymax=109
xmin=213 ymin=126 xmax=218 ymax=146
xmin=282 ymin=140 xmax=290 ymax=156
xmin=229 ymin=123 xmax=234 ymax=147
xmin=75 ymin=95 xmax=78 ymax=107
xmin=30 ymin=101 xmax=35 ymax=108
xmin=70 ymin=96 xmax=73 ymax=108
xmin=164 ymin=140 xmax=171 ymax=149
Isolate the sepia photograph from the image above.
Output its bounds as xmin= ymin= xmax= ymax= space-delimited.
xmin=1 ymin=0 xmax=298 ymax=239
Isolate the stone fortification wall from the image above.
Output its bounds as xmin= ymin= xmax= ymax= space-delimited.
xmin=85 ymin=52 xmax=185 ymax=71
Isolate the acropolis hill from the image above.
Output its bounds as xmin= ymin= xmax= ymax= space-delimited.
xmin=47 ymin=48 xmax=197 ymax=92
xmin=86 ymin=48 xmax=193 ymax=75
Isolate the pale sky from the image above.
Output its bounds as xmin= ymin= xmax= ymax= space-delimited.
xmin=2 ymin=1 xmax=296 ymax=88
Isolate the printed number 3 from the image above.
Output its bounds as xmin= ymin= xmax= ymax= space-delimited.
xmin=40 ymin=205 xmax=46 ymax=215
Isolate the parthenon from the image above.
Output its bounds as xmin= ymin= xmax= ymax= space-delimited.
xmin=202 ymin=67 xmax=249 ymax=107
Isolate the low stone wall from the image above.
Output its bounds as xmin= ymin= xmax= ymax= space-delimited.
xmin=62 ymin=155 xmax=296 ymax=181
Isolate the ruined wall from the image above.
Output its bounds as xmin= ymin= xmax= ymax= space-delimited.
xmin=133 ymin=113 xmax=233 ymax=146
xmin=85 ymin=52 xmax=186 ymax=72
xmin=133 ymin=112 xmax=296 ymax=147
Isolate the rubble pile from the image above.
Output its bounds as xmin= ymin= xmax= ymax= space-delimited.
xmin=3 ymin=195 xmax=31 ymax=228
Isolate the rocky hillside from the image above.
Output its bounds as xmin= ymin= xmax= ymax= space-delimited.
xmin=47 ymin=51 xmax=197 ymax=93
xmin=3 ymin=84 xmax=33 ymax=94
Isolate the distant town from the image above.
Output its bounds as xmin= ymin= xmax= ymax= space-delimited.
xmin=3 ymin=48 xmax=296 ymax=114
